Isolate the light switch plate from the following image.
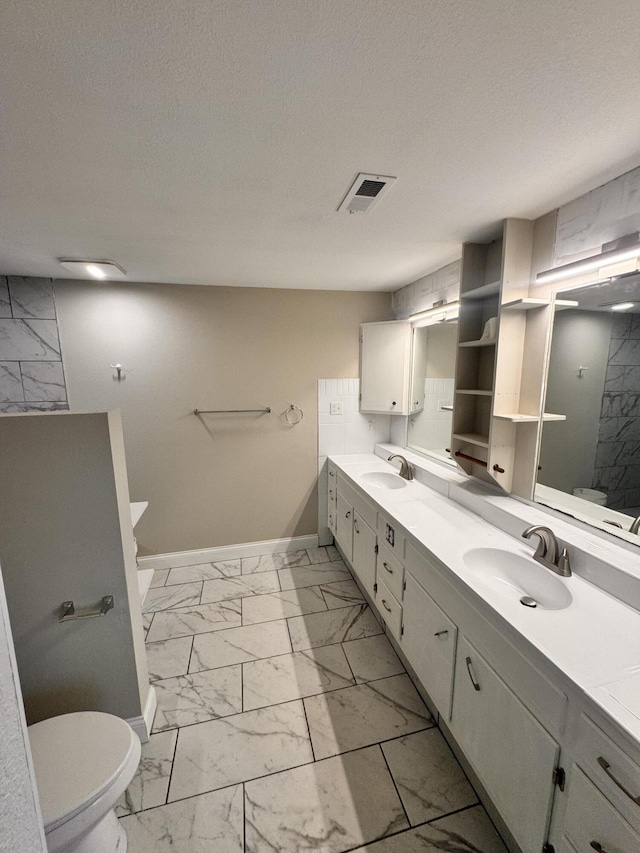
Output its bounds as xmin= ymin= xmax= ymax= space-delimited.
xmin=330 ymin=401 xmax=343 ymax=415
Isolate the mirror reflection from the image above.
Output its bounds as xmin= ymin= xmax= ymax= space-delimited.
xmin=407 ymin=322 xmax=457 ymax=464
xmin=536 ymin=274 xmax=640 ymax=537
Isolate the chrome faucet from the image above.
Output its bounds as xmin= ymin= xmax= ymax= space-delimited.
xmin=387 ymin=454 xmax=415 ymax=481
xmin=522 ymin=525 xmax=572 ymax=577
xmin=629 ymin=516 xmax=640 ymax=534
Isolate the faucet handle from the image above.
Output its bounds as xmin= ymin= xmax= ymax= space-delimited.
xmin=558 ymin=548 xmax=571 ymax=576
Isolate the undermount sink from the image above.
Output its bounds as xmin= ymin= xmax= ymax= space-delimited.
xmin=360 ymin=471 xmax=407 ymax=490
xmin=463 ymin=547 xmax=573 ymax=611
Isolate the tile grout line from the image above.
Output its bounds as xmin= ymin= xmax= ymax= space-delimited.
xmin=377 ymin=741 xmax=411 ymax=830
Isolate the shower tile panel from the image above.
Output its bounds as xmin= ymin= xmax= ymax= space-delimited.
xmin=21 ymin=361 xmax=66 ymax=402
xmin=0 ymin=319 xmax=60 ymax=360
xmin=7 ymin=277 xmax=56 ymax=319
xmin=0 ymin=362 xmax=24 ymax=402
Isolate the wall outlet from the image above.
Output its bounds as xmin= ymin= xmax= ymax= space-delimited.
xmin=330 ymin=401 xmax=343 ymax=415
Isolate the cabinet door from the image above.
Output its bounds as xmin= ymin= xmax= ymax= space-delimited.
xmin=375 ymin=576 xmax=402 ymax=641
xmin=352 ymin=511 xmax=376 ymax=599
xmin=360 ymin=321 xmax=411 ymax=414
xmin=450 ymin=637 xmax=559 ymax=853
xmin=335 ymin=493 xmax=353 ymax=563
xmin=401 ymin=573 xmax=457 ymax=719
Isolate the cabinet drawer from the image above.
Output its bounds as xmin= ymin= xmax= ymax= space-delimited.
xmin=376 ymin=512 xmax=405 ymax=559
xmin=565 ymin=766 xmax=640 ymax=853
xmin=375 ymin=576 xmax=402 ymax=641
xmin=576 ymin=714 xmax=640 ymax=832
xmin=376 ymin=541 xmax=404 ymax=602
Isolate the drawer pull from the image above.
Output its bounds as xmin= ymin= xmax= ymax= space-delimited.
xmin=597 ymin=756 xmax=640 ymax=806
xmin=590 ymin=843 xmax=610 ymax=852
xmin=383 ymin=562 xmax=394 ymax=574
xmin=345 ymin=511 xmax=351 ymax=518
xmin=465 ymin=656 xmax=481 ymax=691
xmin=354 ymin=520 xmax=360 ymax=534
xmin=434 ymin=630 xmax=449 ymax=637
xmin=381 ymin=599 xmax=392 ymax=613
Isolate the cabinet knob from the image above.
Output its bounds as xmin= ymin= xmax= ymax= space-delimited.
xmin=391 ymin=401 xmax=397 ymax=406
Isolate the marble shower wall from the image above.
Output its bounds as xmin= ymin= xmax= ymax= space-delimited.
xmin=0 ymin=277 xmax=68 ymax=412
xmin=593 ymin=312 xmax=640 ymax=510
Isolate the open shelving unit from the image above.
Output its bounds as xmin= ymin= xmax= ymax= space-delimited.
xmin=450 ymin=218 xmax=564 ymax=491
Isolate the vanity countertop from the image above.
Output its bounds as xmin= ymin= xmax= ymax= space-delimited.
xmin=329 ymin=452 xmax=640 ymax=745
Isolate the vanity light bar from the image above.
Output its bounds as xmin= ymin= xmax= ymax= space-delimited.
xmin=536 ymin=243 xmax=640 ymax=284
xmin=410 ymin=300 xmax=460 ymax=326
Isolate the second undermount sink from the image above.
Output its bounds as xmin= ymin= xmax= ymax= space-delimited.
xmin=463 ymin=547 xmax=573 ymax=611
xmin=360 ymin=471 xmax=407 ymax=490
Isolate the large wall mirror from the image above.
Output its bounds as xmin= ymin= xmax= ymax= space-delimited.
xmin=406 ymin=322 xmax=457 ymax=465
xmin=536 ymin=273 xmax=640 ymax=543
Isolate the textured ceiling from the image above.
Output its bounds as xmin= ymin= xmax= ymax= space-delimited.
xmin=2 ymin=1 xmax=640 ymax=290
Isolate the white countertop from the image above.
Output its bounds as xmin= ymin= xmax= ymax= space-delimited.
xmin=330 ymin=452 xmax=640 ymax=745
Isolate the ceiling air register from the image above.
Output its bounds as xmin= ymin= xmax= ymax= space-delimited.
xmin=338 ymin=173 xmax=397 ymax=214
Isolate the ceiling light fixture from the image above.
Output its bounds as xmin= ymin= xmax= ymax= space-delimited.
xmin=58 ymin=259 xmax=127 ymax=280
xmin=610 ymin=302 xmax=635 ymax=311
xmin=410 ymin=300 xmax=460 ymax=327
xmin=536 ymin=233 xmax=640 ymax=285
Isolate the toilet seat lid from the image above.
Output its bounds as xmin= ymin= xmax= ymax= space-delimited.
xmin=28 ymin=711 xmax=138 ymax=829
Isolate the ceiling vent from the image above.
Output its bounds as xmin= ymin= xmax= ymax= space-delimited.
xmin=337 ymin=172 xmax=397 ymax=214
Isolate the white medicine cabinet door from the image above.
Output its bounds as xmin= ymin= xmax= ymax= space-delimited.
xmin=351 ymin=511 xmax=376 ymax=599
xmin=450 ymin=637 xmax=559 ymax=853
xmin=360 ymin=321 xmax=411 ymax=414
xmin=335 ymin=492 xmax=354 ymax=563
xmin=401 ymin=573 xmax=457 ymax=719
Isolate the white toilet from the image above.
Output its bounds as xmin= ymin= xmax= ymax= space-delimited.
xmin=28 ymin=711 xmax=141 ymax=853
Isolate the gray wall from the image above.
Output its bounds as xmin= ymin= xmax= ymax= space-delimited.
xmin=0 ymin=412 xmax=147 ymax=725
xmin=54 ymin=280 xmax=390 ymax=554
xmin=539 ymin=311 xmax=612 ymax=494
xmin=0 ymin=567 xmax=47 ymax=853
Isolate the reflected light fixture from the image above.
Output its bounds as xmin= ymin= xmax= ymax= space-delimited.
xmin=536 ymin=233 xmax=640 ymax=285
xmin=409 ymin=300 xmax=460 ymax=327
xmin=58 ymin=259 xmax=127 ymax=280
xmin=610 ymin=302 xmax=635 ymax=311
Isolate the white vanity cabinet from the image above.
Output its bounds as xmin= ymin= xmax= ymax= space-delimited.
xmin=335 ymin=474 xmax=378 ymax=594
xmin=450 ymin=636 xmax=559 ymax=853
xmin=401 ymin=572 xmax=457 ymax=719
xmin=360 ymin=321 xmax=412 ymax=415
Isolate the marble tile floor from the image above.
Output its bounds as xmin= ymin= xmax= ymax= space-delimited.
xmin=122 ymin=546 xmax=508 ymax=852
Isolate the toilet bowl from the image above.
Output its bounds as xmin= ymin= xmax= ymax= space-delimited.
xmin=28 ymin=711 xmax=141 ymax=853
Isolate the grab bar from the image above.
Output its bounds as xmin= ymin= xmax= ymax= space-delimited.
xmin=59 ymin=596 xmax=114 ymax=623
xmin=194 ymin=407 xmax=271 ymax=415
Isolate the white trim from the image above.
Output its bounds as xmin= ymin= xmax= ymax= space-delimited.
xmin=127 ymin=685 xmax=157 ymax=743
xmin=137 ymin=534 xmax=319 ymax=572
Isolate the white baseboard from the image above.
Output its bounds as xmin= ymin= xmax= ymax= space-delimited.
xmin=137 ymin=534 xmax=319 ymax=572
xmin=128 ymin=685 xmax=157 ymax=743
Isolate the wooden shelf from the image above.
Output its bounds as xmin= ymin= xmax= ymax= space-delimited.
xmin=502 ymin=298 xmax=549 ymax=311
xmin=493 ymin=412 xmax=567 ymax=423
xmin=458 ymin=338 xmax=497 ymax=348
xmin=456 ymin=389 xmax=493 ymax=396
xmin=453 ymin=432 xmax=490 ymax=448
xmin=460 ymin=280 xmax=501 ymax=300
